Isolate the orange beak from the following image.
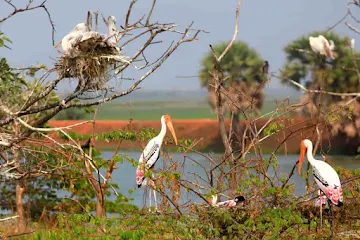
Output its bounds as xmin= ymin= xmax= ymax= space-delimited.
xmin=298 ymin=141 xmax=306 ymax=175
xmin=166 ymin=119 xmax=178 ymax=145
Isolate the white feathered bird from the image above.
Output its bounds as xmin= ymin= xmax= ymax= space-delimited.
xmin=136 ymin=114 xmax=178 ymax=210
xmin=54 ymin=11 xmax=92 ymax=55
xmin=58 ymin=23 xmax=90 ymax=57
xmin=309 ymin=35 xmax=336 ymax=59
xmin=298 ymin=139 xmax=343 ymax=207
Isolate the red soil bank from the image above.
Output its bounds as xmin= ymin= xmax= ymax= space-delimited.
xmin=48 ymin=118 xmax=357 ymax=154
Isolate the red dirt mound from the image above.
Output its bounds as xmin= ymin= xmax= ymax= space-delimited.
xmin=48 ymin=118 xmax=357 ymax=154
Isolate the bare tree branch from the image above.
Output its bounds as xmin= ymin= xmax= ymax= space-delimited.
xmin=0 ymin=0 xmax=55 ymax=45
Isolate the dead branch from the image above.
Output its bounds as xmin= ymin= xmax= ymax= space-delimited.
xmin=0 ymin=215 xmax=18 ymax=222
xmin=1 ymin=0 xmax=55 ymax=45
xmin=277 ymin=74 xmax=360 ymax=97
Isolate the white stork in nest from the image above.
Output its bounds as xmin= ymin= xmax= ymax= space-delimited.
xmin=55 ymin=12 xmax=120 ymax=58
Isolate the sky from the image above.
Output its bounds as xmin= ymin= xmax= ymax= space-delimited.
xmin=0 ymin=0 xmax=358 ymax=98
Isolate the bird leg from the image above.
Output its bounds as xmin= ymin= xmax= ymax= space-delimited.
xmin=320 ymin=202 xmax=323 ymax=229
xmin=152 ymin=172 xmax=158 ymax=211
xmin=148 ymin=186 xmax=152 ymax=211
xmin=328 ymin=200 xmax=334 ymax=236
xmin=319 ymin=190 xmax=324 ymax=229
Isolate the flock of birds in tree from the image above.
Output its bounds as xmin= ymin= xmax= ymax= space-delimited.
xmin=56 ymin=16 xmax=346 ymax=217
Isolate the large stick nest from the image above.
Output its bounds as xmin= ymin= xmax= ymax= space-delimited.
xmin=54 ymin=41 xmax=128 ymax=92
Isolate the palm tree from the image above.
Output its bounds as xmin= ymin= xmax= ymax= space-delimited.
xmin=199 ymin=41 xmax=265 ymax=149
xmin=281 ymin=31 xmax=360 ymax=149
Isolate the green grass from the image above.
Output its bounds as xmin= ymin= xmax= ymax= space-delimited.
xmin=94 ymin=101 xmax=216 ymax=120
xmin=77 ymin=99 xmax=298 ymax=121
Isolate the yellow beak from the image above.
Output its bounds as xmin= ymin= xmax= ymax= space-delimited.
xmin=166 ymin=120 xmax=178 ymax=145
xmin=298 ymin=141 xmax=306 ymax=175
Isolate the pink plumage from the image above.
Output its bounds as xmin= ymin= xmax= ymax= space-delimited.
xmin=325 ymin=186 xmax=343 ymax=206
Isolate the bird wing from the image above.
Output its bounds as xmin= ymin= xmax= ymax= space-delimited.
xmin=61 ymin=32 xmax=82 ymax=56
xmin=139 ymin=137 xmax=161 ymax=169
xmin=309 ymin=37 xmax=322 ymax=53
xmin=136 ymin=138 xmax=161 ymax=187
xmin=317 ymin=35 xmax=335 ymax=59
xmin=313 ymin=160 xmax=343 ymax=206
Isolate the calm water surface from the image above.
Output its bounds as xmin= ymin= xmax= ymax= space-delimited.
xmin=94 ymin=151 xmax=359 ymax=207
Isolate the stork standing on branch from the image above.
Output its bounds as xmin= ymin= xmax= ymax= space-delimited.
xmin=136 ymin=115 xmax=178 ymax=210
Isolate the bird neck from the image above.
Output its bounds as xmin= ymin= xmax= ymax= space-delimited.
xmin=108 ymin=23 xmax=116 ymax=36
xmin=306 ymin=142 xmax=316 ymax=165
xmin=158 ymin=117 xmax=167 ymax=140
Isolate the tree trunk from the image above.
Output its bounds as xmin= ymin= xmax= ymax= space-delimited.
xmin=230 ymin=112 xmax=241 ymax=151
xmin=95 ymin=193 xmax=105 ymax=217
xmin=212 ymin=65 xmax=234 ymax=198
xmin=229 ymin=112 xmax=241 ymax=194
xmin=13 ymin=122 xmax=26 ymax=232
xmin=16 ymin=183 xmax=26 ymax=232
xmin=85 ymin=142 xmax=105 ymax=218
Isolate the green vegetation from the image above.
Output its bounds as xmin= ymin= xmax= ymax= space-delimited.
xmin=2 ymin=163 xmax=360 ymax=239
xmin=95 ymin=101 xmax=216 ymax=120
xmin=281 ymin=31 xmax=359 ymax=94
xmin=281 ymin=31 xmax=360 ymax=152
xmin=1 ymin=1 xmax=360 ymax=239
xmin=199 ymin=41 xmax=265 ymax=116
xmin=60 ymin=99 xmax=285 ymax=121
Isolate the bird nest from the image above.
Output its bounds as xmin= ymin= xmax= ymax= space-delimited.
xmin=55 ymin=47 xmax=128 ymax=92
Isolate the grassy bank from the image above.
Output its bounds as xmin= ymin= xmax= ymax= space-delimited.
xmin=77 ymin=100 xmax=288 ymax=121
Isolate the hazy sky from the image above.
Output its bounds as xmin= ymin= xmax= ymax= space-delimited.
xmin=0 ymin=0 xmax=358 ymax=97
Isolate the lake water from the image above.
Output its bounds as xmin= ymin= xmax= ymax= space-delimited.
xmin=94 ymin=151 xmax=359 ymax=208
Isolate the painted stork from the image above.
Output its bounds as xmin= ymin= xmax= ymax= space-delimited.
xmin=209 ymin=195 xmax=246 ymax=208
xmin=309 ymin=35 xmax=336 ymax=59
xmin=298 ymin=139 xmax=343 ymax=224
xmin=136 ymin=115 xmax=178 ymax=210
